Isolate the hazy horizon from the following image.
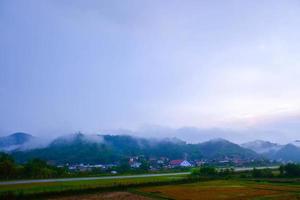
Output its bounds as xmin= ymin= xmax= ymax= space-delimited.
xmin=1 ymin=0 xmax=300 ymax=143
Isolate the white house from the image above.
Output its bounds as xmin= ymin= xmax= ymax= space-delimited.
xmin=169 ymin=159 xmax=192 ymax=167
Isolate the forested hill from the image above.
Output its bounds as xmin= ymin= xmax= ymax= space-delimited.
xmin=10 ymin=133 xmax=259 ymax=164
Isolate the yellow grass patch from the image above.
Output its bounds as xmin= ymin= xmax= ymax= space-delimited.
xmin=141 ymin=180 xmax=300 ymax=200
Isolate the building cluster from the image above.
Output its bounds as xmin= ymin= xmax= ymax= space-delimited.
xmin=64 ymin=156 xmax=268 ymax=173
xmin=65 ymin=163 xmax=117 ymax=172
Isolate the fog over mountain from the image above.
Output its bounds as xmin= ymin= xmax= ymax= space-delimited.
xmin=3 ymin=132 xmax=300 ymax=164
xmin=3 ymin=131 xmax=300 ymax=164
xmin=2 ymin=132 xmax=260 ymax=164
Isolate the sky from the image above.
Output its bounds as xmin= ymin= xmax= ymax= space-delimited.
xmin=1 ymin=0 xmax=300 ymax=143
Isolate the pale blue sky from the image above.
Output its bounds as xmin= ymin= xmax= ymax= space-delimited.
xmin=1 ymin=0 xmax=300 ymax=142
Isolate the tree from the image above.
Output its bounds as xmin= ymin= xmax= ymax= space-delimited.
xmin=252 ymin=168 xmax=273 ymax=178
xmin=219 ymin=168 xmax=234 ymax=177
xmin=24 ymin=159 xmax=55 ymax=178
xmin=279 ymin=165 xmax=284 ymax=176
xmin=117 ymin=158 xmax=131 ymax=173
xmin=140 ymin=160 xmax=150 ymax=171
xmin=191 ymin=166 xmax=217 ymax=177
xmin=283 ymin=163 xmax=300 ymax=177
xmin=0 ymin=153 xmax=17 ymax=179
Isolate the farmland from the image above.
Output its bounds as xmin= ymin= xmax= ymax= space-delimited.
xmin=139 ymin=180 xmax=300 ymax=199
xmin=3 ymin=166 xmax=300 ymax=199
xmin=0 ymin=174 xmax=187 ymax=199
xmin=4 ymin=178 xmax=300 ymax=199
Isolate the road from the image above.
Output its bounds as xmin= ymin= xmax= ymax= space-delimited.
xmin=234 ymin=166 xmax=279 ymax=172
xmin=0 ymin=166 xmax=279 ymax=186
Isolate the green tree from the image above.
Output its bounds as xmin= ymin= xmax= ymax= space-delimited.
xmin=219 ymin=168 xmax=234 ymax=177
xmin=140 ymin=160 xmax=150 ymax=171
xmin=252 ymin=168 xmax=273 ymax=178
xmin=279 ymin=165 xmax=284 ymax=176
xmin=283 ymin=163 xmax=300 ymax=177
xmin=24 ymin=159 xmax=54 ymax=178
xmin=191 ymin=166 xmax=217 ymax=177
xmin=0 ymin=153 xmax=17 ymax=179
xmin=117 ymin=158 xmax=131 ymax=173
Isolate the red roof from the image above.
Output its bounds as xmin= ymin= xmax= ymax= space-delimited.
xmin=170 ymin=159 xmax=184 ymax=165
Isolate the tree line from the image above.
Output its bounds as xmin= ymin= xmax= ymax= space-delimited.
xmin=0 ymin=153 xmax=67 ymax=180
xmin=191 ymin=164 xmax=300 ymax=179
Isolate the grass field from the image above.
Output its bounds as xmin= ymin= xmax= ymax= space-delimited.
xmin=3 ymin=175 xmax=300 ymax=199
xmin=0 ymin=175 xmax=186 ymax=199
xmin=139 ymin=180 xmax=300 ymax=199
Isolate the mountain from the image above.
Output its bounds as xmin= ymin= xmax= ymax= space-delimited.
xmin=270 ymin=144 xmax=300 ymax=162
xmin=241 ymin=140 xmax=283 ymax=154
xmin=11 ymin=133 xmax=189 ymax=164
xmin=242 ymin=140 xmax=300 ymax=162
xmin=10 ymin=134 xmax=260 ymax=164
xmin=0 ymin=132 xmax=33 ymax=151
xmin=291 ymin=140 xmax=300 ymax=147
xmin=196 ymin=138 xmax=258 ymax=159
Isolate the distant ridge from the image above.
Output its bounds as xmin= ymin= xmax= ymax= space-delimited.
xmin=242 ymin=140 xmax=300 ymax=162
xmin=0 ymin=132 xmax=33 ymax=151
xmin=7 ymin=134 xmax=260 ymax=164
xmin=241 ymin=140 xmax=282 ymax=154
xmin=271 ymin=144 xmax=300 ymax=162
xmin=3 ymin=132 xmax=300 ymax=164
xmin=197 ymin=138 xmax=258 ymax=159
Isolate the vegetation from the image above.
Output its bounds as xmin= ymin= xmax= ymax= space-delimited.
xmin=279 ymin=163 xmax=300 ymax=177
xmin=3 ymin=163 xmax=300 ymax=199
xmin=0 ymin=175 xmax=188 ymax=199
xmin=0 ymin=153 xmax=67 ymax=180
xmin=252 ymin=167 xmax=274 ymax=178
xmin=191 ymin=166 xmax=218 ymax=177
xmin=191 ymin=166 xmax=236 ymax=179
xmin=10 ymin=134 xmax=261 ymax=164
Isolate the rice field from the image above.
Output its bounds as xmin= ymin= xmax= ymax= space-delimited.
xmin=139 ymin=180 xmax=300 ymax=199
xmin=0 ymin=175 xmax=186 ymax=198
xmin=3 ymin=176 xmax=300 ymax=199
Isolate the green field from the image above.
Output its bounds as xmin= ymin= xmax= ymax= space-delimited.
xmin=3 ymin=174 xmax=300 ymax=200
xmin=0 ymin=175 xmax=187 ymax=199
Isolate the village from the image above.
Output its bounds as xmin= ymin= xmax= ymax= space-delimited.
xmin=63 ymin=156 xmax=272 ymax=173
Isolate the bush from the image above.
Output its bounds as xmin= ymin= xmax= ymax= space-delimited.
xmin=282 ymin=163 xmax=300 ymax=177
xmin=219 ymin=168 xmax=234 ymax=177
xmin=191 ymin=166 xmax=217 ymax=177
xmin=252 ymin=168 xmax=273 ymax=178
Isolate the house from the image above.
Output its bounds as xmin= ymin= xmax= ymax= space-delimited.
xmin=130 ymin=161 xmax=142 ymax=168
xmin=195 ymin=160 xmax=206 ymax=166
xmin=169 ymin=160 xmax=192 ymax=167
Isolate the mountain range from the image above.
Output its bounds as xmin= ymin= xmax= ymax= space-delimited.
xmin=241 ymin=140 xmax=300 ymax=162
xmin=1 ymin=132 xmax=300 ymax=164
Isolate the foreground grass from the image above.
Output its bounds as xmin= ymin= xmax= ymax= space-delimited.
xmin=0 ymin=175 xmax=187 ymax=199
xmin=4 ymin=174 xmax=300 ymax=200
xmin=139 ymin=179 xmax=300 ymax=200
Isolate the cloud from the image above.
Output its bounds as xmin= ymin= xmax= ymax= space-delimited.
xmin=1 ymin=0 xmax=300 ymax=143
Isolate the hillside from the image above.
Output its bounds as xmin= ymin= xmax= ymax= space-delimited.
xmin=0 ymin=132 xmax=33 ymax=151
xmin=270 ymin=144 xmax=300 ymax=162
xmin=197 ymin=138 xmax=258 ymax=159
xmin=10 ymin=133 xmax=260 ymax=164
xmin=241 ymin=140 xmax=283 ymax=154
xmin=242 ymin=140 xmax=300 ymax=162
